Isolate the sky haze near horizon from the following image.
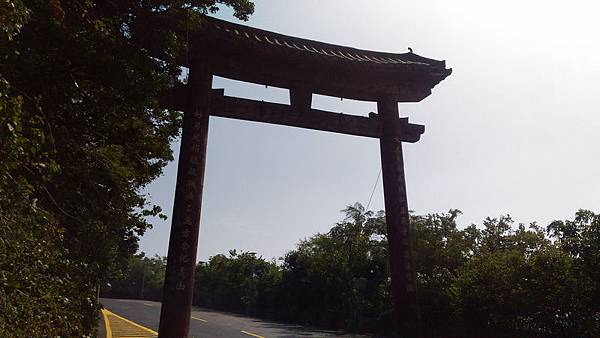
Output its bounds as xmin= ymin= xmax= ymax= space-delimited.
xmin=139 ymin=0 xmax=600 ymax=262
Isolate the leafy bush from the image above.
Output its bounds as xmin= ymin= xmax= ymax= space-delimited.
xmin=1 ymin=0 xmax=254 ymax=336
xmin=189 ymin=204 xmax=600 ymax=337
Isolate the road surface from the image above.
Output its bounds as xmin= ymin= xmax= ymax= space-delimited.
xmin=100 ymin=298 xmax=368 ymax=338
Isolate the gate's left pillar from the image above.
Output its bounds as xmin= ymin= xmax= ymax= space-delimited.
xmin=159 ymin=62 xmax=212 ymax=338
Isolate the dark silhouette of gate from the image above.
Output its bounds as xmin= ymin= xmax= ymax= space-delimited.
xmin=158 ymin=16 xmax=451 ymax=337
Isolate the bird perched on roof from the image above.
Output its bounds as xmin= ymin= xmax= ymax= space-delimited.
xmin=408 ymin=47 xmax=413 ymax=53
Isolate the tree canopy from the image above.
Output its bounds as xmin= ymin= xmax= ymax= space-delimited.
xmin=189 ymin=204 xmax=600 ymax=337
xmin=107 ymin=203 xmax=599 ymax=337
xmin=0 ymin=0 xmax=253 ymax=336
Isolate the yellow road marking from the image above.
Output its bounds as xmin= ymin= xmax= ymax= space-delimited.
xmin=102 ymin=308 xmax=157 ymax=338
xmin=241 ymin=330 xmax=264 ymax=338
xmin=191 ymin=315 xmax=207 ymax=322
xmin=101 ymin=309 xmax=113 ymax=338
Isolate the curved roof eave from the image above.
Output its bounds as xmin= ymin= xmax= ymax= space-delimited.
xmin=184 ymin=16 xmax=451 ymax=102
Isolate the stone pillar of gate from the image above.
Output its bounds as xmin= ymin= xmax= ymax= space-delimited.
xmin=378 ymin=97 xmax=421 ymax=338
xmin=159 ymin=61 xmax=212 ymax=338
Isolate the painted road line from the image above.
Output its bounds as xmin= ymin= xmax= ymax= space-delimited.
xmin=102 ymin=308 xmax=157 ymax=338
xmin=101 ymin=309 xmax=113 ymax=338
xmin=241 ymin=330 xmax=265 ymax=338
xmin=191 ymin=315 xmax=207 ymax=322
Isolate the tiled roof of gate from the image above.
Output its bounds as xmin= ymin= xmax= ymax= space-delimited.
xmin=201 ymin=16 xmax=451 ymax=75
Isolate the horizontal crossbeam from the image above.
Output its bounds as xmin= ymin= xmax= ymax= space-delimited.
xmin=160 ymin=86 xmax=424 ymax=142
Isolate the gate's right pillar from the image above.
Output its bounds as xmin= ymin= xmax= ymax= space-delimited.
xmin=378 ymin=97 xmax=421 ymax=338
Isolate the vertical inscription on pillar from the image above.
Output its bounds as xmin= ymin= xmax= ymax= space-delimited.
xmin=171 ymin=113 xmax=205 ymax=293
xmin=159 ymin=62 xmax=212 ymax=338
xmin=174 ymin=140 xmax=202 ymax=291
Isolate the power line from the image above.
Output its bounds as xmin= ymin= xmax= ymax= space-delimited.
xmin=365 ymin=168 xmax=382 ymax=211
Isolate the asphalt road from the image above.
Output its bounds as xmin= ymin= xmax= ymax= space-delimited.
xmin=100 ymin=298 xmax=368 ymax=338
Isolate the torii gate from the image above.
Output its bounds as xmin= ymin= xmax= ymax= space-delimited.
xmin=158 ymin=16 xmax=451 ymax=338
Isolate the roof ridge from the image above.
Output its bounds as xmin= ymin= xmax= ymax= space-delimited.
xmin=202 ymin=15 xmax=447 ymax=70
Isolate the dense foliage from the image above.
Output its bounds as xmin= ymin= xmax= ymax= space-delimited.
xmin=104 ymin=253 xmax=166 ymax=301
xmin=194 ymin=250 xmax=282 ymax=317
xmin=0 ymin=0 xmax=253 ymax=336
xmin=109 ymin=204 xmax=599 ymax=337
xmin=186 ymin=204 xmax=599 ymax=337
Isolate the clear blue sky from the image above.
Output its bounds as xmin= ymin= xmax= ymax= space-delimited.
xmin=139 ymin=0 xmax=600 ymax=262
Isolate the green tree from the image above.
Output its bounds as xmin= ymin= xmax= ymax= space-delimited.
xmin=187 ymin=204 xmax=599 ymax=337
xmin=547 ymin=210 xmax=600 ymax=336
xmin=277 ymin=204 xmax=393 ymax=332
xmin=193 ymin=250 xmax=281 ymax=317
xmin=104 ymin=253 xmax=166 ymax=301
xmin=455 ymin=216 xmax=591 ymax=337
xmin=410 ymin=210 xmax=477 ymax=337
xmin=1 ymin=0 xmax=253 ymax=335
